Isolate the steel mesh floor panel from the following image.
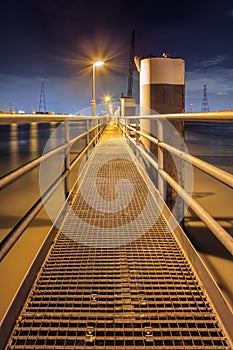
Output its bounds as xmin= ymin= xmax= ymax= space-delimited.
xmin=6 ymin=136 xmax=231 ymax=349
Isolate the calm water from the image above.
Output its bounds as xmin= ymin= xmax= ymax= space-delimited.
xmin=1 ymin=121 xmax=232 ymax=177
xmin=0 ymin=122 xmax=87 ymax=176
xmin=0 ymin=121 xmax=232 ymax=321
xmin=184 ymin=121 xmax=233 ymax=309
xmin=0 ymin=121 xmax=89 ymax=238
xmin=185 ymin=122 xmax=233 ymax=173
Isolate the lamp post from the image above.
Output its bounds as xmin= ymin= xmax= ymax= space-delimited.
xmin=91 ymin=60 xmax=104 ymax=116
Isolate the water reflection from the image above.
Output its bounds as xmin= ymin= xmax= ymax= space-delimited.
xmin=30 ymin=122 xmax=38 ymax=154
xmin=9 ymin=123 xmax=19 ymax=170
xmin=10 ymin=123 xmax=18 ymax=153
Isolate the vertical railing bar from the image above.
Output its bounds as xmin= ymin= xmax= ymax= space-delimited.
xmin=64 ymin=120 xmax=70 ymax=198
xmin=86 ymin=119 xmax=90 ymax=160
xmin=94 ymin=117 xmax=97 ymax=146
xmin=136 ymin=118 xmax=140 ymax=159
xmin=157 ymin=119 xmax=164 ymax=199
xmin=97 ymin=117 xmax=100 ymax=142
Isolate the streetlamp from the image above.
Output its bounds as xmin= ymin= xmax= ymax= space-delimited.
xmin=92 ymin=60 xmax=104 ymax=116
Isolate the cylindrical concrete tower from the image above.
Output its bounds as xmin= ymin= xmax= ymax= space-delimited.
xmin=135 ymin=55 xmax=185 ymax=113
xmin=135 ymin=55 xmax=185 ymax=223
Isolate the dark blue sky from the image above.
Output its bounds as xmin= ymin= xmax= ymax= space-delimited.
xmin=0 ymin=0 xmax=233 ymax=113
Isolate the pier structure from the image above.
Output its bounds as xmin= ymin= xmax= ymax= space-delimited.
xmin=0 ymin=112 xmax=233 ymax=349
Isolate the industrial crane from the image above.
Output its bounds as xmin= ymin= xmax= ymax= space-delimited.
xmin=127 ymin=29 xmax=135 ymax=98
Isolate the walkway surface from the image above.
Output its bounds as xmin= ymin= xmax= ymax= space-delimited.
xmin=4 ymin=125 xmax=232 ymax=349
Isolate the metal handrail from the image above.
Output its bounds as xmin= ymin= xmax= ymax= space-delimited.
xmin=126 ymin=135 xmax=233 ymax=256
xmin=0 ymin=170 xmax=68 ymax=262
xmin=119 ymin=112 xmax=233 ymax=256
xmin=124 ymin=123 xmax=233 ymax=189
xmin=0 ymin=117 xmax=106 ymax=261
xmin=0 ymin=143 xmax=67 ymax=190
xmin=0 ymin=114 xmax=104 ymax=124
xmin=0 ymin=123 xmax=100 ymax=191
xmin=122 ymin=110 xmax=233 ymax=122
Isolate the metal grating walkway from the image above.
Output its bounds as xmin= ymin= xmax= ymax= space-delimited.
xmin=5 ymin=126 xmax=231 ymax=349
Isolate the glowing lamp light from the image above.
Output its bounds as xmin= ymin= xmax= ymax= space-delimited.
xmin=104 ymin=95 xmax=111 ymax=103
xmin=94 ymin=61 xmax=104 ymax=67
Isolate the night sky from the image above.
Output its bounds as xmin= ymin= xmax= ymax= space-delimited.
xmin=0 ymin=0 xmax=233 ymax=113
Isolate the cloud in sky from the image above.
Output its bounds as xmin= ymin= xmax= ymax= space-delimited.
xmin=195 ymin=55 xmax=229 ymax=69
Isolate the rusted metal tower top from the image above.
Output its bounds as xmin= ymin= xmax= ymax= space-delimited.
xmin=127 ymin=29 xmax=135 ymax=98
xmin=38 ymin=79 xmax=47 ymax=113
xmin=201 ymin=83 xmax=210 ymax=112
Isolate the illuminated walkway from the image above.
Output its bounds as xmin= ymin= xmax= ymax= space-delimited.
xmin=5 ymin=126 xmax=232 ymax=349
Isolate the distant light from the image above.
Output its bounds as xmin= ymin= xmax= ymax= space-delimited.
xmin=94 ymin=61 xmax=104 ymax=67
xmin=104 ymin=95 xmax=111 ymax=103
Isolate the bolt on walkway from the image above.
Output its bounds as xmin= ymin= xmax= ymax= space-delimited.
xmin=5 ymin=125 xmax=232 ymax=349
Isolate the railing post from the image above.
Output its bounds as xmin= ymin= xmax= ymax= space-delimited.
xmin=96 ymin=117 xmax=99 ymax=143
xmin=98 ymin=118 xmax=101 ymax=140
xmin=124 ymin=117 xmax=127 ymax=137
xmin=157 ymin=119 xmax=164 ymax=199
xmin=86 ymin=119 xmax=90 ymax=160
xmin=94 ymin=118 xmax=98 ymax=146
xmin=64 ymin=119 xmax=70 ymax=198
xmin=121 ymin=117 xmax=125 ymax=136
xmin=136 ymin=118 xmax=140 ymax=159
